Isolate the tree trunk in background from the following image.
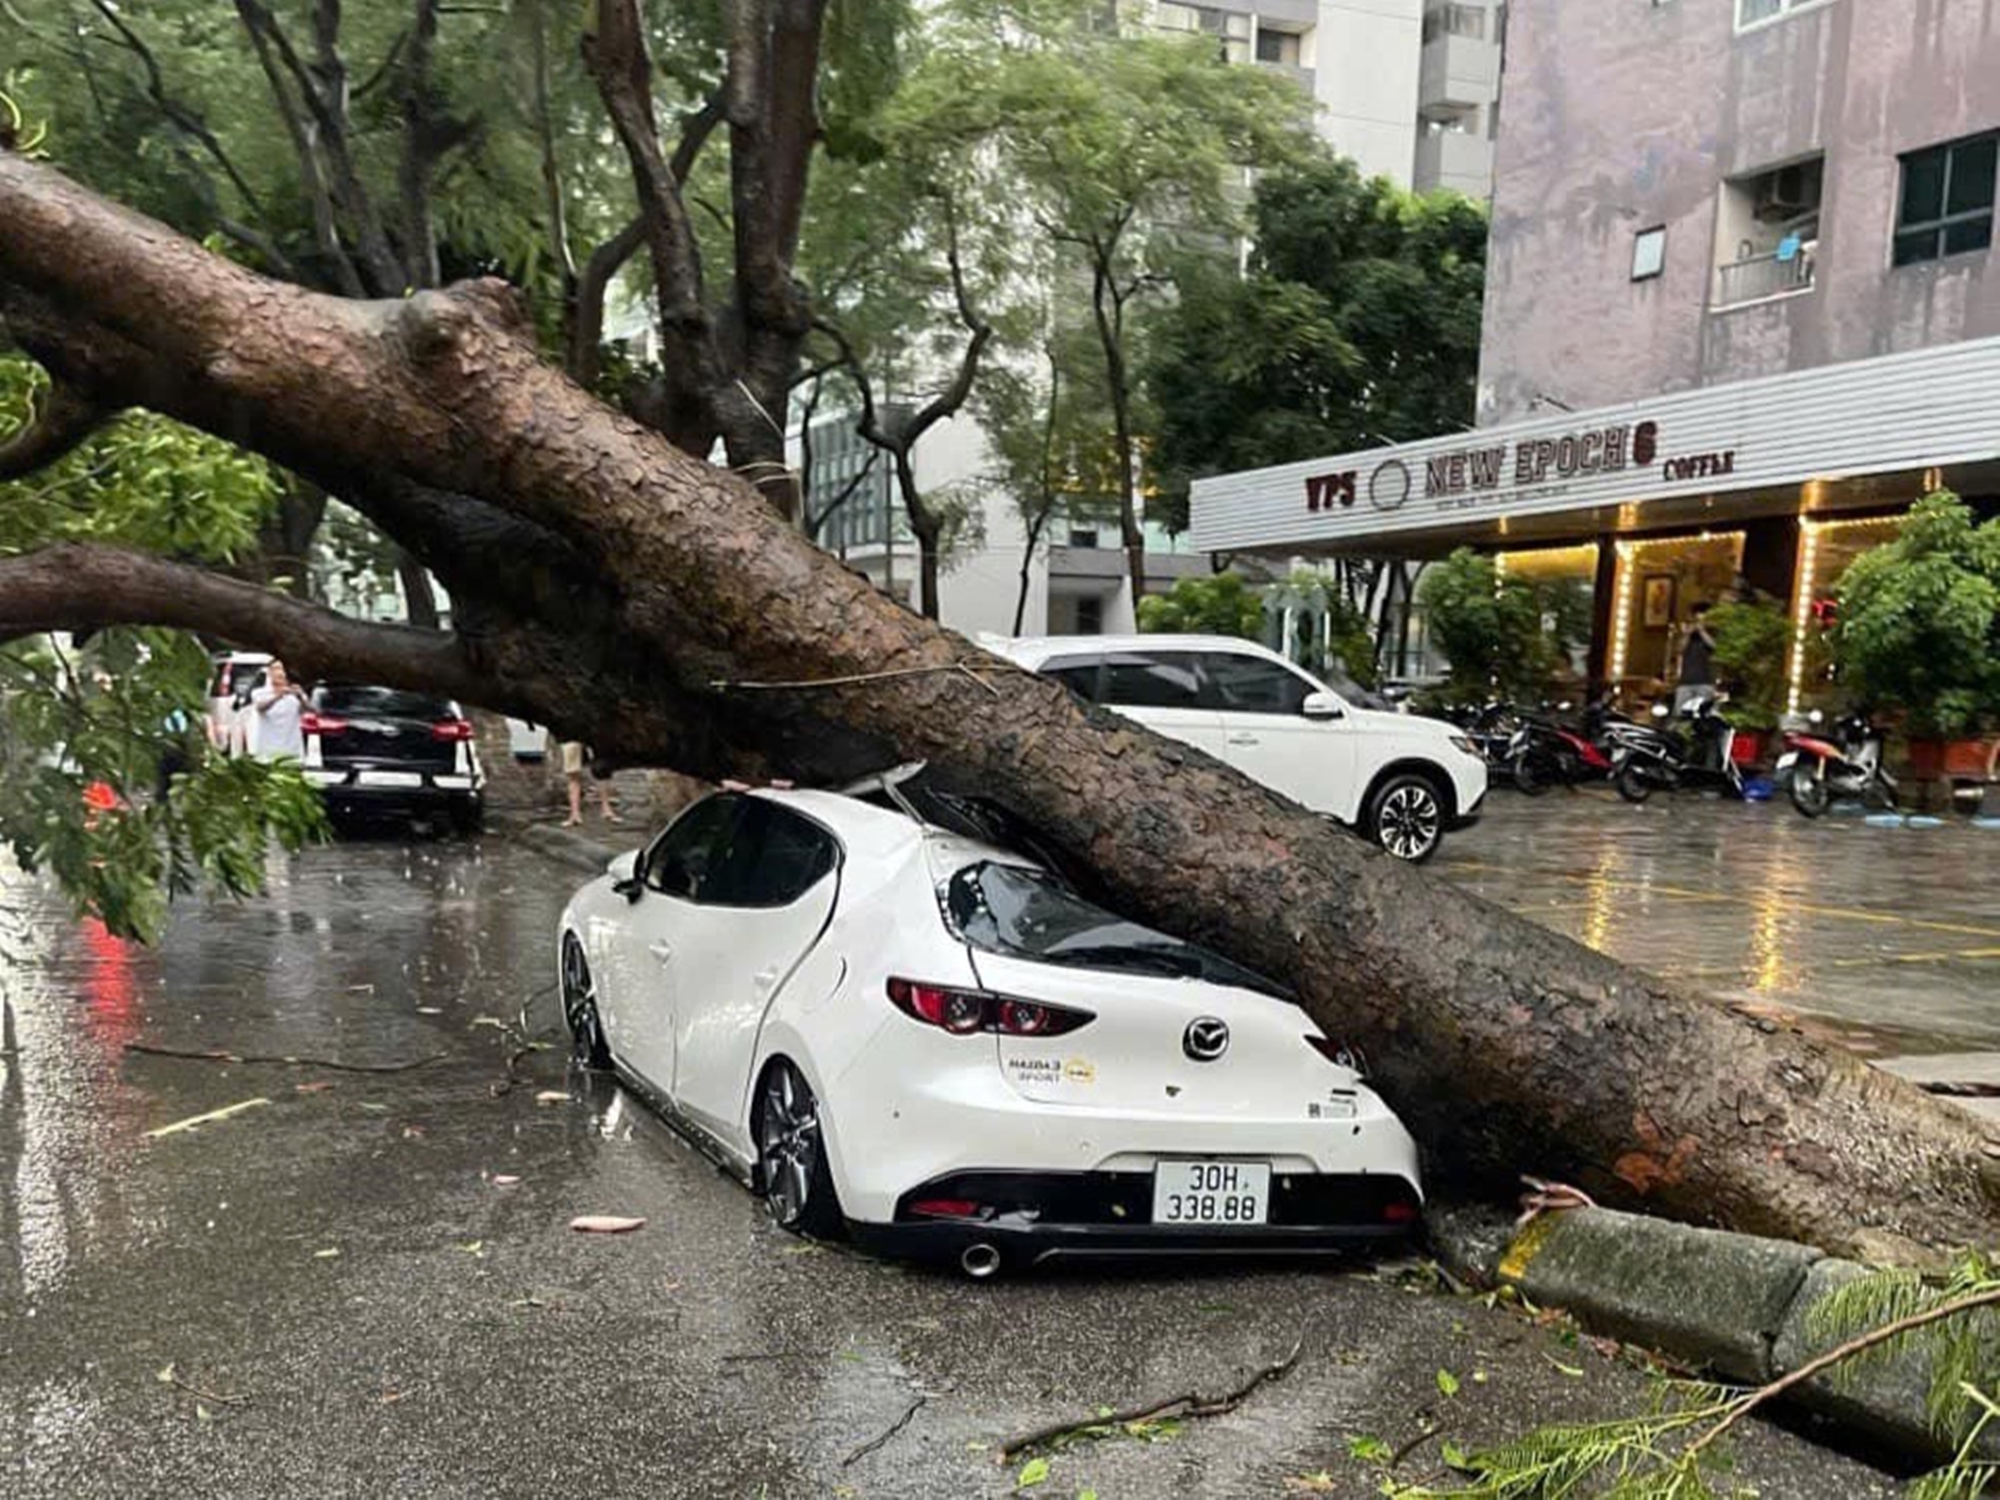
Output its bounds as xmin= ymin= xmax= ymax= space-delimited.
xmin=395 ymin=545 xmax=440 ymax=630
xmin=257 ymin=480 xmax=329 ymax=599
xmin=6 ymin=153 xmax=1999 ymax=1264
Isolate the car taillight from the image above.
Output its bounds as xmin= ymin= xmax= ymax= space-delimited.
xmin=431 ymin=719 xmax=475 ymax=741
xmin=886 ymin=978 xmax=1092 ymax=1037
xmin=908 ymin=1197 xmax=985 ymax=1220
xmin=301 ymin=712 xmax=349 ymax=736
xmin=1306 ymin=1035 xmax=1368 ymax=1077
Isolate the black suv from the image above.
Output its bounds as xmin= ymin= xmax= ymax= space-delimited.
xmin=303 ymin=685 xmax=484 ymax=833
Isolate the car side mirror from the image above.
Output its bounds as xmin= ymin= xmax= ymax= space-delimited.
xmin=1301 ymin=691 xmax=1344 ymax=720
xmin=607 ymin=849 xmax=644 ymax=901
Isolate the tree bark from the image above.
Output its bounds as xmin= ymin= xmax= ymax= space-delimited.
xmin=4 ymin=153 xmax=1998 ymax=1262
xmin=1088 ymin=253 xmax=1145 ymax=611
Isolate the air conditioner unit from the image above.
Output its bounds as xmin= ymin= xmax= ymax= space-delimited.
xmin=1753 ymin=164 xmax=1815 ymax=222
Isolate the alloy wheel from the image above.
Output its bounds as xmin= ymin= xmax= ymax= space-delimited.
xmin=1377 ymin=782 xmax=1441 ymax=861
xmin=560 ymin=934 xmax=608 ymax=1067
xmin=757 ymin=1062 xmax=822 ymax=1229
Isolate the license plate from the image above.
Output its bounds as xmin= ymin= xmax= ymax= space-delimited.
xmin=1152 ymin=1161 xmax=1271 ymax=1226
xmin=359 ymin=770 xmax=425 ymax=788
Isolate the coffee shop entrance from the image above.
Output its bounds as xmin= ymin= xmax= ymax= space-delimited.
xmin=1188 ymin=336 xmax=2000 ymax=705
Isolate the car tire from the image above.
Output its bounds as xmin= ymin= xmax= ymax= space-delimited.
xmin=754 ymin=1058 xmax=843 ymax=1239
xmin=1366 ymin=772 xmax=1445 ymax=864
xmin=559 ymin=932 xmax=611 ymax=1069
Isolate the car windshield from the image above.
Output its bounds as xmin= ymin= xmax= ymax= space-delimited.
xmin=944 ymin=861 xmax=1286 ymax=996
xmin=316 ymin=686 xmax=453 ymax=718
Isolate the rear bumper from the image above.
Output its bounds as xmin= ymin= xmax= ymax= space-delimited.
xmin=307 ymin=767 xmax=482 ymax=812
xmin=847 ymin=1168 xmax=1419 ymax=1270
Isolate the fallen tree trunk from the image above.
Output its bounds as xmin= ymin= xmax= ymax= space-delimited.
xmin=3 ymin=153 xmax=1996 ymax=1260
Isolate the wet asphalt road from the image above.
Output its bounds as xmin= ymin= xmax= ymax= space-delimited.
xmin=1447 ymin=787 xmax=2000 ymax=1059
xmin=0 ymin=833 xmax=1907 ymax=1498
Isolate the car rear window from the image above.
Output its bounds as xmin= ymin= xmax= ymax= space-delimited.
xmin=315 ymin=686 xmax=454 ymax=718
xmin=944 ymin=861 xmax=1285 ymax=995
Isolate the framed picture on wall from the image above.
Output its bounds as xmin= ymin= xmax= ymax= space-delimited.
xmin=1641 ymin=574 xmax=1676 ymax=629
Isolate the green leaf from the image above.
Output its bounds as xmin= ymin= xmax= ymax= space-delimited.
xmin=1436 ymin=1368 xmax=1461 ymax=1398
xmin=1017 ymin=1455 xmax=1051 ymax=1488
xmin=1346 ymin=1434 xmax=1392 ymax=1463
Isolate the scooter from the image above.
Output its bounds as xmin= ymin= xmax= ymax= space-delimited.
xmin=1776 ymin=710 xmax=1896 ymax=817
xmin=1444 ymin=700 xmax=1519 ymax=768
xmin=1507 ymin=703 xmax=1614 ymax=795
xmin=1609 ymin=695 xmax=1744 ymax=803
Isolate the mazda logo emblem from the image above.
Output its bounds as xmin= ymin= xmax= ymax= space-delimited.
xmin=1183 ymin=1017 xmax=1230 ymax=1062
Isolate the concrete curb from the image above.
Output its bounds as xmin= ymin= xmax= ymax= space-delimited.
xmin=489 ymin=812 xmax=627 ymax=876
xmin=1427 ymin=1203 xmax=1986 ymax=1463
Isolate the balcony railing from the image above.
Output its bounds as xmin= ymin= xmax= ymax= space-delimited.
xmin=1713 ymin=242 xmax=1817 ymax=308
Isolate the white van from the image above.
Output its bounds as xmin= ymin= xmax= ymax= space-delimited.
xmin=987 ymin=634 xmax=1487 ymax=862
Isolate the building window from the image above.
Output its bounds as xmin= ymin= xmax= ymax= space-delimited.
xmin=1068 ymin=527 xmax=1100 ymax=549
xmin=1075 ymin=596 xmax=1106 ymax=635
xmin=1254 ymin=26 xmax=1300 ymax=66
xmin=1894 ymin=134 xmax=1997 ymax=267
xmin=1631 ymin=226 xmax=1667 ymax=281
xmin=1422 ymin=4 xmax=1487 ymax=43
xmin=1736 ymin=0 xmax=1826 ymax=28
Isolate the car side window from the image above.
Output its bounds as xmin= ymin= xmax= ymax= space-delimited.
xmin=1202 ymin=652 xmax=1315 ymax=716
xmin=1042 ymin=658 xmax=1103 ymax=703
xmin=1100 ymin=652 xmax=1205 ymax=710
xmin=644 ymin=796 xmax=741 ymax=900
xmin=700 ymin=799 xmax=840 ymax=908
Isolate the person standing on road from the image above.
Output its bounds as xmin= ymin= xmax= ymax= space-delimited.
xmin=561 ymin=741 xmax=620 ymax=828
xmin=252 ymin=659 xmax=308 ymax=762
xmin=1674 ymin=603 xmax=1716 ymax=714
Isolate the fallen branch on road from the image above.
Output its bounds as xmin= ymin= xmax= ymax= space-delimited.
xmin=997 ymin=1331 xmax=1308 ymax=1463
xmin=126 ymin=1042 xmax=448 ymax=1074
xmin=843 ymin=1396 xmax=926 ymax=1467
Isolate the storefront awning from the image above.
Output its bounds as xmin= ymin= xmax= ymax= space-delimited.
xmin=1189 ymin=334 xmax=2000 ymax=556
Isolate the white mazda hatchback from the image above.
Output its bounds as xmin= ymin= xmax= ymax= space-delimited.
xmin=557 ymin=782 xmax=1423 ymax=1276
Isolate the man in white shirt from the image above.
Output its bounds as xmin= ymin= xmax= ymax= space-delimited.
xmin=252 ymin=658 xmax=308 ymax=761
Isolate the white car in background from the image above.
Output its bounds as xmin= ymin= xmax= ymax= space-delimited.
xmin=557 ymin=782 xmax=1422 ymax=1277
xmin=984 ymin=634 xmax=1487 ymax=863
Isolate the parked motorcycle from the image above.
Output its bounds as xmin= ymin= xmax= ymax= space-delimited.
xmin=1776 ymin=710 xmax=1896 ymax=817
xmin=1507 ymin=703 xmax=1614 ymax=795
xmin=1609 ymin=695 xmax=1744 ymax=803
xmin=1443 ymin=700 xmax=1519 ymax=768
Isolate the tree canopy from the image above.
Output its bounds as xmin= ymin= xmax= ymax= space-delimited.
xmin=1147 ymin=156 xmax=1488 ymax=530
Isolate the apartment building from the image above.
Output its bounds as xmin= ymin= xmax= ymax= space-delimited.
xmin=1190 ymin=0 xmax=2000 ymax=702
xmin=1151 ymin=1 xmax=1502 ymax=197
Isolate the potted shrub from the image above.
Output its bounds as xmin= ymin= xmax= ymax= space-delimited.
xmin=1832 ymin=491 xmax=2000 ymax=776
xmin=1706 ymin=599 xmax=1791 ymax=765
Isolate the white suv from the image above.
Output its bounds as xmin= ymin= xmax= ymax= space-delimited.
xmin=988 ymin=634 xmax=1487 ymax=862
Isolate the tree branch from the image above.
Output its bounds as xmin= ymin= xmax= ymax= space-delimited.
xmin=583 ymin=0 xmax=723 ymax=400
xmin=0 ymin=376 xmax=111 ymax=481
xmin=0 ymin=542 xmax=483 ymax=700
xmin=88 ymin=0 xmax=273 ymax=223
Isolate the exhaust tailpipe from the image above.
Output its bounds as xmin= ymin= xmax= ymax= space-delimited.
xmin=959 ymin=1242 xmax=1002 ymax=1280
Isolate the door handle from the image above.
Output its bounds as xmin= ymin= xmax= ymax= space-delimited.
xmin=753 ymin=966 xmax=781 ymax=991
xmin=1227 ymin=732 xmax=1259 ymax=746
xmin=647 ymin=940 xmax=674 ymax=963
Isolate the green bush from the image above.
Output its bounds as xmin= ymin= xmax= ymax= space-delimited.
xmin=1706 ymin=599 xmax=1792 ymax=731
xmin=1833 ymin=491 xmax=2000 ymax=738
xmin=1137 ymin=572 xmax=1264 ymax=640
xmin=1416 ymin=548 xmax=1584 ymax=703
